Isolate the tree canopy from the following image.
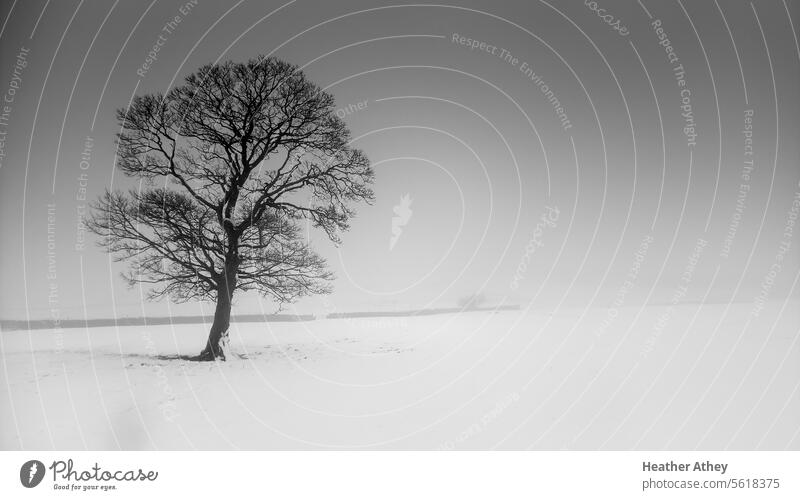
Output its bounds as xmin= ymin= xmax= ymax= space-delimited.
xmin=88 ymin=55 xmax=374 ymax=359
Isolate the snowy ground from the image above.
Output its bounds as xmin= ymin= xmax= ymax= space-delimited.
xmin=2 ymin=300 xmax=798 ymax=450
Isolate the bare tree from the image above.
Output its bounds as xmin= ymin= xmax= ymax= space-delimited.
xmin=457 ymin=292 xmax=486 ymax=310
xmin=87 ymin=56 xmax=374 ymax=360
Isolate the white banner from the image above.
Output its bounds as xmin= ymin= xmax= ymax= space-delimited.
xmin=0 ymin=451 xmax=797 ymax=499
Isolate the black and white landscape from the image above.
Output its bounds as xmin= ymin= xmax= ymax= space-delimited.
xmin=0 ymin=0 xmax=798 ymax=450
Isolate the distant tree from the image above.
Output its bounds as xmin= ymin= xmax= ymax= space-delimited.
xmin=87 ymin=56 xmax=374 ymax=360
xmin=457 ymin=292 xmax=486 ymax=310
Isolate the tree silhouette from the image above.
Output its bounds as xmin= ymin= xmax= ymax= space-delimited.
xmin=87 ymin=56 xmax=374 ymax=360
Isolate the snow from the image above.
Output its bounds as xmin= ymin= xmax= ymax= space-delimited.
xmin=2 ymin=300 xmax=798 ymax=450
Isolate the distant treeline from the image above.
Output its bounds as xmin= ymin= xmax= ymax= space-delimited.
xmin=1 ymin=304 xmax=520 ymax=331
xmin=327 ymin=304 xmax=520 ymax=319
xmin=0 ymin=313 xmax=314 ymax=331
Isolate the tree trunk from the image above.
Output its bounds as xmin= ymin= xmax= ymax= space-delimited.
xmin=199 ymin=289 xmax=232 ymax=360
xmin=198 ymin=255 xmax=239 ymax=361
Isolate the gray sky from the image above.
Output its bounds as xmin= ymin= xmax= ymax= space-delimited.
xmin=1 ymin=0 xmax=798 ymax=320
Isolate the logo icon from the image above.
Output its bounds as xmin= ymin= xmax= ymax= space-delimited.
xmin=390 ymin=193 xmax=413 ymax=250
xmin=20 ymin=460 xmax=45 ymax=488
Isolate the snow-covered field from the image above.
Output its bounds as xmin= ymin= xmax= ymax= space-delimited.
xmin=2 ymin=301 xmax=798 ymax=450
